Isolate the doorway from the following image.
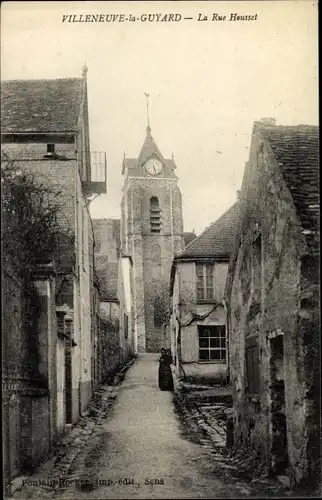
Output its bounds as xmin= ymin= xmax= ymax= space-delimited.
xmin=269 ymin=334 xmax=289 ymax=474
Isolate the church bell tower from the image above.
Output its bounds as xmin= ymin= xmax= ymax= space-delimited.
xmin=120 ymin=101 xmax=184 ymax=353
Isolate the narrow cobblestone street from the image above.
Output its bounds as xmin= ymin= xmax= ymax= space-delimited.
xmin=12 ymin=355 xmax=289 ymax=499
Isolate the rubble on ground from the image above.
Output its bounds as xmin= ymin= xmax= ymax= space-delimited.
xmin=174 ymin=378 xmax=291 ymax=497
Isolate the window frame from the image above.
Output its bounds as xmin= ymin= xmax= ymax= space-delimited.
xmin=196 ymin=263 xmax=214 ymax=302
xmin=198 ymin=325 xmax=226 ymax=363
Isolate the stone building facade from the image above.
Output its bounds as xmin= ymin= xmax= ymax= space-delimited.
xmin=93 ymin=218 xmax=134 ymax=370
xmin=92 ymin=218 xmax=120 ymax=261
xmin=121 ymin=126 xmax=184 ymax=352
xmin=1 ymin=67 xmax=106 ymax=489
xmin=170 ymin=204 xmax=238 ymax=383
xmin=96 ymin=260 xmax=122 ymax=381
xmin=118 ymin=255 xmax=135 ymax=358
xmin=2 ymin=261 xmax=57 ymax=490
xmin=225 ymin=119 xmax=320 ymax=490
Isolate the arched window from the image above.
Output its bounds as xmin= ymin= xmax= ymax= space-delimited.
xmin=150 ymin=196 xmax=161 ymax=233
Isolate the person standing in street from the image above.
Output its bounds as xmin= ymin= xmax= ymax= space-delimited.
xmin=158 ymin=348 xmax=174 ymax=391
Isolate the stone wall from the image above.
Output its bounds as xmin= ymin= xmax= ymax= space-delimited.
xmin=92 ymin=218 xmax=120 ymax=261
xmin=2 ymin=262 xmax=57 ymax=490
xmin=2 ymin=140 xmax=97 ymax=429
xmin=100 ymin=302 xmax=121 ymax=379
xmin=123 ymin=178 xmax=184 ymax=352
xmin=2 ymin=143 xmax=77 ymax=241
xmin=119 ymin=257 xmax=135 ymax=359
xmin=227 ymin=130 xmax=320 ymax=488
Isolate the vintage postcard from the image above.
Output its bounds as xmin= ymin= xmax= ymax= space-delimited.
xmin=1 ymin=1 xmax=319 ymax=499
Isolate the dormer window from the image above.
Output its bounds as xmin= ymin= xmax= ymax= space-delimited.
xmin=150 ymin=196 xmax=161 ymax=233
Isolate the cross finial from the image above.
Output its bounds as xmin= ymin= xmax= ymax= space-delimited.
xmin=82 ymin=63 xmax=88 ymax=77
xmin=144 ymin=92 xmax=151 ymax=135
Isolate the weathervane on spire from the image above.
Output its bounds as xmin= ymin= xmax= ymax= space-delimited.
xmin=144 ymin=93 xmax=151 ymax=136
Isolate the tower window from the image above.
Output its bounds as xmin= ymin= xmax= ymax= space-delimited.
xmin=150 ymin=196 xmax=161 ymax=233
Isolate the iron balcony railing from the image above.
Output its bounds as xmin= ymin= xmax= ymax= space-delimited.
xmin=82 ymin=151 xmax=107 ymax=195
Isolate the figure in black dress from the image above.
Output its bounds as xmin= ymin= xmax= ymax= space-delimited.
xmin=158 ymin=348 xmax=174 ymax=391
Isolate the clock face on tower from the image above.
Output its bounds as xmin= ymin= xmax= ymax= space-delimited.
xmin=145 ymin=158 xmax=163 ymax=175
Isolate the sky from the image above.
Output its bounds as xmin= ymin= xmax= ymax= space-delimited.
xmin=1 ymin=1 xmax=318 ymax=234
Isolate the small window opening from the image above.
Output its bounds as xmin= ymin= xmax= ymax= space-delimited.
xmin=150 ymin=196 xmax=161 ymax=233
xmin=47 ymin=144 xmax=55 ymax=154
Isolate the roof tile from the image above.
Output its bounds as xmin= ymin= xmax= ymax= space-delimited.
xmin=261 ymin=125 xmax=319 ymax=243
xmin=179 ymin=203 xmax=239 ymax=259
xmin=183 ymin=232 xmax=197 ymax=246
xmin=1 ymin=78 xmax=83 ymax=133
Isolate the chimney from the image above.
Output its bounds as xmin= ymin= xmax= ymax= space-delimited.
xmin=259 ymin=117 xmax=276 ymax=126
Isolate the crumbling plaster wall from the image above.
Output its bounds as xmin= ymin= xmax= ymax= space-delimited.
xmin=229 ymin=129 xmax=315 ymax=486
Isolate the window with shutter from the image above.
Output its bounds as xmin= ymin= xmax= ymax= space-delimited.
xmin=150 ymin=196 xmax=161 ymax=233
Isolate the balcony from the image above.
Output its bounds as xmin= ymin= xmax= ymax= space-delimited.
xmin=82 ymin=151 xmax=107 ymax=195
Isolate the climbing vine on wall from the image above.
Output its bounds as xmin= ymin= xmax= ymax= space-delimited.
xmin=1 ymin=155 xmax=74 ymax=274
xmin=1 ymin=154 xmax=74 ymax=382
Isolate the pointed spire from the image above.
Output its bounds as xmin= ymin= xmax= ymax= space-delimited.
xmin=137 ymin=93 xmax=164 ymax=166
xmin=137 ymin=132 xmax=164 ymax=167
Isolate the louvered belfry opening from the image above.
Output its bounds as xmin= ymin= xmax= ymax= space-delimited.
xmin=150 ymin=196 xmax=161 ymax=233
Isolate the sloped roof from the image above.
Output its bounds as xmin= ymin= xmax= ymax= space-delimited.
xmin=183 ymin=232 xmax=197 ymax=246
xmin=122 ymin=127 xmax=177 ymax=175
xmin=1 ymin=78 xmax=84 ymax=133
xmin=260 ymin=125 xmax=319 ymax=236
xmin=137 ymin=126 xmax=164 ymax=166
xmin=178 ymin=203 xmax=239 ymax=259
xmin=96 ymin=261 xmax=118 ymax=301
